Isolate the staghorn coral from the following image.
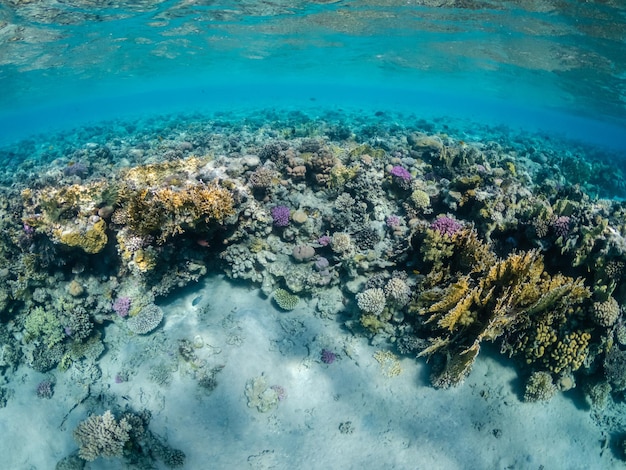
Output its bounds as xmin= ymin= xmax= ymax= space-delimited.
xmin=373 ymin=350 xmax=402 ymax=377
xmin=73 ymin=410 xmax=132 ymax=461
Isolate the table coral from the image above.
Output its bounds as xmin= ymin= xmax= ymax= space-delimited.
xmin=126 ymin=303 xmax=163 ymax=335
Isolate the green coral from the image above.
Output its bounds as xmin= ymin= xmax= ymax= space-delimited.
xmin=272 ymin=288 xmax=299 ymax=311
xmin=24 ymin=306 xmax=64 ymax=349
xmin=410 ymin=189 xmax=431 ymax=212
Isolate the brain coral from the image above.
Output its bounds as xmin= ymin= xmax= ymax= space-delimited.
xmin=127 ymin=303 xmax=163 ymax=334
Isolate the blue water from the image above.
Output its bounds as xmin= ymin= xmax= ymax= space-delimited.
xmin=1 ymin=1 xmax=625 ymax=150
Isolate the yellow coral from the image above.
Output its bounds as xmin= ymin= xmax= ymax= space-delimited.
xmin=121 ymin=157 xmax=207 ymax=187
xmin=56 ymin=219 xmax=108 ymax=254
xmin=416 ymin=247 xmax=591 ymax=386
xmin=373 ymin=350 xmax=402 ymax=377
xmin=132 ymin=248 xmax=157 ymax=272
xmin=548 ymin=331 xmax=591 ymax=374
xmin=329 ymin=163 xmax=360 ymax=188
xmin=116 ymin=181 xmax=234 ymax=242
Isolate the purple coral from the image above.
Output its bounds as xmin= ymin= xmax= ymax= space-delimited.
xmin=271 ymin=205 xmax=291 ymax=227
xmin=390 ymin=165 xmax=411 ymax=182
xmin=430 ymin=216 xmax=462 ymax=236
xmin=317 ymin=235 xmax=331 ymax=246
xmin=36 ymin=379 xmax=54 ymax=399
xmin=553 ymin=216 xmax=571 ymax=238
xmin=112 ymin=297 xmax=131 ymax=318
xmin=314 ymin=256 xmax=330 ymax=271
xmin=321 ymin=348 xmax=337 ymax=364
xmin=270 ymin=384 xmax=287 ymax=401
xmin=64 ymin=161 xmax=88 ymax=177
xmin=385 ymin=215 xmax=401 ymax=228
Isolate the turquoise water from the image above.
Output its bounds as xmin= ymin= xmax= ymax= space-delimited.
xmin=3 ymin=2 xmax=626 ymax=469
xmin=1 ymin=1 xmax=625 ymax=149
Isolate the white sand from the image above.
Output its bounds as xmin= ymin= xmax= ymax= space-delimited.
xmin=1 ymin=274 xmax=623 ymax=469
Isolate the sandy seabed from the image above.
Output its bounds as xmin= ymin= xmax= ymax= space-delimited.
xmin=0 ymin=274 xmax=622 ymax=470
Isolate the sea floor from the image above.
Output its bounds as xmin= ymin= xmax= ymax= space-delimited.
xmin=1 ymin=274 xmax=624 ymax=469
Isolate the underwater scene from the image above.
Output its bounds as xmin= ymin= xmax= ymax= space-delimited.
xmin=1 ymin=1 xmax=626 ymax=469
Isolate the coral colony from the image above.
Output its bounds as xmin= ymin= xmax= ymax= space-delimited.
xmin=3 ymin=109 xmax=626 ymax=463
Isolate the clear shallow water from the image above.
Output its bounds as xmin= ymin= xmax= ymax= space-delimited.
xmin=0 ymin=0 xmax=625 ymax=150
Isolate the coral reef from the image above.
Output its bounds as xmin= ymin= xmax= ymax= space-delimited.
xmin=356 ymin=288 xmax=386 ymax=316
xmin=3 ymin=108 xmax=626 ymax=459
xmin=245 ymin=374 xmax=280 ymax=412
xmin=592 ymin=297 xmax=620 ymax=327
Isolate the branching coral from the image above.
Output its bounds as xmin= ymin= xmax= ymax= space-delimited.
xmin=73 ymin=410 xmax=132 ymax=461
